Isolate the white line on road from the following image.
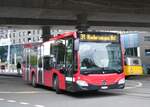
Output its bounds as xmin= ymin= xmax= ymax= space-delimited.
xmin=126 ymin=93 xmax=150 ymax=97
xmin=125 ymin=81 xmax=143 ymax=89
xmin=20 ymin=102 xmax=30 ymax=105
xmin=34 ymin=105 xmax=45 ymax=107
xmin=7 ymin=100 xmax=16 ymax=103
xmin=0 ymin=98 xmax=5 ymax=101
xmin=0 ymin=97 xmax=46 ymax=107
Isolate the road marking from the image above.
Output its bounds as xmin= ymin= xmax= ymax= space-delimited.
xmin=125 ymin=81 xmax=143 ymax=89
xmin=20 ymin=102 xmax=29 ymax=105
xmin=34 ymin=105 xmax=45 ymax=107
xmin=7 ymin=100 xmax=16 ymax=103
xmin=0 ymin=98 xmax=5 ymax=101
xmin=0 ymin=97 xmax=46 ymax=107
xmin=125 ymin=92 xmax=150 ymax=98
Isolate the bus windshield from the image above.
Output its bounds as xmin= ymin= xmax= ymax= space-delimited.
xmin=79 ymin=42 xmax=122 ymax=74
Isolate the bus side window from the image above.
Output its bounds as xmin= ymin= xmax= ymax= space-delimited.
xmin=66 ymin=39 xmax=73 ymax=75
xmin=56 ymin=42 xmax=66 ymax=69
xmin=49 ymin=55 xmax=56 ymax=68
xmin=50 ymin=44 xmax=57 ymax=68
xmin=50 ymin=40 xmax=66 ymax=70
xmin=43 ymin=56 xmax=51 ymax=70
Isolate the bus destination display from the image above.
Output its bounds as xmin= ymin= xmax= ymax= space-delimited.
xmin=79 ymin=33 xmax=119 ymax=42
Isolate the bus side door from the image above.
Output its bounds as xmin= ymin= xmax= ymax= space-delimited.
xmin=37 ymin=46 xmax=44 ymax=85
xmin=25 ymin=48 xmax=30 ymax=81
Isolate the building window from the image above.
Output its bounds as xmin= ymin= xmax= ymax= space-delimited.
xmin=22 ymin=32 xmax=25 ymax=36
xmin=145 ymin=49 xmax=150 ymax=56
xmin=13 ymin=40 xmax=15 ymax=44
xmin=37 ymin=37 xmax=39 ymax=41
xmin=33 ymin=30 xmax=35 ymax=35
xmin=27 ymin=31 xmax=31 ymax=36
xmin=144 ymin=36 xmax=150 ymax=41
xmin=19 ymin=39 xmax=21 ymax=43
xmin=13 ymin=33 xmax=15 ymax=37
xmin=125 ymin=48 xmax=137 ymax=57
xmin=9 ymin=33 xmax=11 ymax=38
xmin=32 ymin=37 xmax=35 ymax=41
xmin=5 ymin=34 xmax=7 ymax=38
xmin=37 ymin=30 xmax=40 ymax=34
xmin=28 ymin=38 xmax=31 ymax=42
xmin=19 ymin=32 xmax=21 ymax=37
xmin=23 ymin=38 xmax=25 ymax=42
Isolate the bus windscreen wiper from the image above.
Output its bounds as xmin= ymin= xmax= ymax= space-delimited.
xmin=102 ymin=68 xmax=122 ymax=74
xmin=81 ymin=67 xmax=122 ymax=75
xmin=81 ymin=68 xmax=103 ymax=75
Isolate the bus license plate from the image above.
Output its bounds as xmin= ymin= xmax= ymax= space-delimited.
xmin=101 ymin=86 xmax=108 ymax=89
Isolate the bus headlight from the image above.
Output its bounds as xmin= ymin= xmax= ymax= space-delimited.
xmin=76 ymin=80 xmax=88 ymax=86
xmin=118 ymin=78 xmax=125 ymax=84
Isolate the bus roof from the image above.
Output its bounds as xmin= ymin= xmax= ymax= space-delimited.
xmin=49 ymin=32 xmax=77 ymax=41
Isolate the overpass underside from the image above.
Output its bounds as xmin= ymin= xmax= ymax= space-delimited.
xmin=0 ymin=0 xmax=150 ymax=28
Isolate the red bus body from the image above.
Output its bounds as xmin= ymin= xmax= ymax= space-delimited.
xmin=22 ymin=31 xmax=125 ymax=93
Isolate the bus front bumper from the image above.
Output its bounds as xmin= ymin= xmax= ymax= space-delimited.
xmin=72 ymin=83 xmax=125 ymax=92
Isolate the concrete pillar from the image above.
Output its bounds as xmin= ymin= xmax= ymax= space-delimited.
xmin=76 ymin=13 xmax=89 ymax=31
xmin=42 ymin=26 xmax=52 ymax=42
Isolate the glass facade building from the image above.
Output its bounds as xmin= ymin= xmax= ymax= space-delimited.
xmin=121 ymin=33 xmax=140 ymax=57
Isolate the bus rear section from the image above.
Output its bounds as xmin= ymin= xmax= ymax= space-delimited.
xmin=124 ymin=57 xmax=143 ymax=76
xmin=22 ymin=31 xmax=125 ymax=93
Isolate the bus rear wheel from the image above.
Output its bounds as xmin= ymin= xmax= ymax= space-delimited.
xmin=32 ymin=74 xmax=37 ymax=88
xmin=53 ymin=76 xmax=62 ymax=94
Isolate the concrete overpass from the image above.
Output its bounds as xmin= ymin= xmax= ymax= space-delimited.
xmin=1 ymin=0 xmax=150 ymax=28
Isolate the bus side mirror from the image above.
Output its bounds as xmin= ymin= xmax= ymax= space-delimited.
xmin=74 ymin=38 xmax=79 ymax=51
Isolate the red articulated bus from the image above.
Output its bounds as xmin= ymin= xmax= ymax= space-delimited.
xmin=22 ymin=31 xmax=125 ymax=94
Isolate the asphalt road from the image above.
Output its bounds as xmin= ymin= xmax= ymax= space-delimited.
xmin=0 ymin=75 xmax=150 ymax=107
